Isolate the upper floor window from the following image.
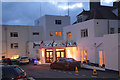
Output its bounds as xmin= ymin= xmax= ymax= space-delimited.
xmin=49 ymin=32 xmax=53 ymax=36
xmin=81 ymin=29 xmax=88 ymax=38
xmin=33 ymin=32 xmax=39 ymax=35
xmin=56 ymin=32 xmax=62 ymax=36
xmin=11 ymin=43 xmax=18 ymax=49
xmin=10 ymin=32 xmax=18 ymax=37
xmin=55 ymin=20 xmax=62 ymax=25
xmin=118 ymin=28 xmax=120 ymax=33
xmin=67 ymin=32 xmax=71 ymax=39
xmin=110 ymin=28 xmax=114 ymax=34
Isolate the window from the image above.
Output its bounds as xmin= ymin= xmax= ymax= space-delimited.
xmin=55 ymin=20 xmax=62 ymax=24
xmin=33 ymin=32 xmax=39 ymax=35
xmin=67 ymin=32 xmax=71 ymax=39
xmin=110 ymin=28 xmax=114 ymax=34
xmin=11 ymin=43 xmax=18 ymax=49
xmin=10 ymin=32 xmax=18 ymax=37
xmin=49 ymin=32 xmax=53 ymax=36
xmin=118 ymin=28 xmax=120 ymax=33
xmin=81 ymin=29 xmax=88 ymax=38
xmin=56 ymin=32 xmax=62 ymax=36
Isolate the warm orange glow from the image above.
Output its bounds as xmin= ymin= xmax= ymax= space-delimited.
xmin=46 ymin=49 xmax=53 ymax=51
xmin=11 ymin=55 xmax=19 ymax=59
xmin=42 ymin=49 xmax=44 ymax=57
xmin=84 ymin=50 xmax=87 ymax=63
xmin=61 ymin=52 xmax=64 ymax=58
xmin=67 ymin=33 xmax=71 ymax=38
xmin=67 ymin=50 xmax=72 ymax=58
xmin=56 ymin=52 xmax=60 ymax=57
xmin=81 ymin=50 xmax=83 ymax=63
xmin=99 ymin=51 xmax=103 ymax=66
xmin=56 ymin=32 xmax=62 ymax=36
xmin=56 ymin=49 xmax=64 ymax=51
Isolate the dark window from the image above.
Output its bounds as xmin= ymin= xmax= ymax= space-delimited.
xmin=118 ymin=28 xmax=120 ymax=33
xmin=110 ymin=28 xmax=114 ymax=34
xmin=10 ymin=32 xmax=18 ymax=37
xmin=55 ymin=20 xmax=62 ymax=24
xmin=81 ymin=29 xmax=88 ymax=38
xmin=11 ymin=43 xmax=18 ymax=49
xmin=33 ymin=32 xmax=39 ymax=35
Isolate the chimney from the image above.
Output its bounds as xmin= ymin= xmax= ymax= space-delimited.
xmin=90 ymin=0 xmax=100 ymax=10
xmin=113 ymin=1 xmax=120 ymax=8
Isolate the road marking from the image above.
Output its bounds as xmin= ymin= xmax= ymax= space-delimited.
xmin=68 ymin=72 xmax=72 ymax=74
xmin=58 ymin=71 xmax=61 ymax=72
xmin=82 ymin=75 xmax=86 ymax=76
xmin=91 ymin=76 xmax=97 ymax=78
xmin=74 ymin=74 xmax=79 ymax=75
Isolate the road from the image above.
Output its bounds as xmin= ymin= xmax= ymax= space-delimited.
xmin=19 ymin=63 xmax=119 ymax=80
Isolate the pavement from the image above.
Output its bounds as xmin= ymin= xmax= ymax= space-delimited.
xmin=19 ymin=63 xmax=119 ymax=80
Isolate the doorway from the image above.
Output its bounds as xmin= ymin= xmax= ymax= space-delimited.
xmin=55 ymin=49 xmax=65 ymax=60
xmin=45 ymin=49 xmax=53 ymax=63
xmin=98 ymin=51 xmax=104 ymax=66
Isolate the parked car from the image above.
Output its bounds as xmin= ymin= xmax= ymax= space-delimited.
xmin=2 ymin=58 xmax=12 ymax=65
xmin=50 ymin=58 xmax=81 ymax=70
xmin=17 ymin=56 xmax=29 ymax=64
xmin=1 ymin=66 xmax=27 ymax=80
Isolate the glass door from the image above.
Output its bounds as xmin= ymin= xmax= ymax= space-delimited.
xmin=45 ymin=49 xmax=53 ymax=63
xmin=56 ymin=49 xmax=65 ymax=60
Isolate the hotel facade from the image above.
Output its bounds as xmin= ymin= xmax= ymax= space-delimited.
xmin=1 ymin=1 xmax=120 ymax=71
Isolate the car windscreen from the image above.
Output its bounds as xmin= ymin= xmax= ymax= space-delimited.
xmin=15 ymin=67 xmax=24 ymax=75
xmin=21 ymin=57 xmax=28 ymax=59
xmin=65 ymin=59 xmax=76 ymax=62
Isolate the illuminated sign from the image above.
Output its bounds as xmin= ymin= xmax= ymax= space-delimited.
xmin=33 ymin=41 xmax=77 ymax=48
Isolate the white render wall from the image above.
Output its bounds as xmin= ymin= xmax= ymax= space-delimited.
xmin=103 ymin=34 xmax=119 ymax=71
xmin=1 ymin=25 xmax=43 ymax=58
xmin=35 ymin=15 xmax=70 ymax=41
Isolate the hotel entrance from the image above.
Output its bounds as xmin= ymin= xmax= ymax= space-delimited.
xmin=55 ymin=49 xmax=66 ymax=60
xmin=45 ymin=49 xmax=53 ymax=63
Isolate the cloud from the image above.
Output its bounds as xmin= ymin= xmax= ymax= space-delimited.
xmin=102 ymin=0 xmax=118 ymax=3
xmin=58 ymin=3 xmax=83 ymax=10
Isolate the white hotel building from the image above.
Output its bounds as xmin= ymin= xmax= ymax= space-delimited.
xmin=1 ymin=1 xmax=120 ymax=71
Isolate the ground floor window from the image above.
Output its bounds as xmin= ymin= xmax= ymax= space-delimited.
xmin=80 ymin=50 xmax=87 ymax=63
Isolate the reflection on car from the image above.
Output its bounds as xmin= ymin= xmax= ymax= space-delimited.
xmin=1 ymin=66 xmax=27 ymax=80
xmin=50 ymin=58 xmax=81 ymax=70
xmin=17 ymin=56 xmax=29 ymax=64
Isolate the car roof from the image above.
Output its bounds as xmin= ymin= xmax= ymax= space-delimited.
xmin=1 ymin=65 xmax=18 ymax=68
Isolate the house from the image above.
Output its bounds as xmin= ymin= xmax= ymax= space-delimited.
xmin=63 ymin=0 xmax=120 ymax=71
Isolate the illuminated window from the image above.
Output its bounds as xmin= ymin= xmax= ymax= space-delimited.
xmin=56 ymin=32 xmax=62 ymax=36
xmin=81 ymin=50 xmax=87 ymax=63
xmin=81 ymin=29 xmax=88 ymax=38
xmin=49 ymin=32 xmax=53 ymax=36
xmin=67 ymin=32 xmax=71 ymax=39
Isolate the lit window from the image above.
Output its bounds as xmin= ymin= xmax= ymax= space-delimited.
xmin=67 ymin=32 xmax=71 ymax=39
xmin=11 ymin=43 xmax=18 ymax=49
xmin=56 ymin=32 xmax=62 ymax=36
xmin=81 ymin=29 xmax=88 ymax=38
xmin=110 ymin=28 xmax=114 ymax=34
xmin=55 ymin=20 xmax=62 ymax=24
xmin=33 ymin=32 xmax=39 ymax=35
xmin=49 ymin=32 xmax=53 ymax=36
xmin=10 ymin=32 xmax=18 ymax=37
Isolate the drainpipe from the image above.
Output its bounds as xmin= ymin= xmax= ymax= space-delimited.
xmin=108 ymin=20 xmax=109 ymax=34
